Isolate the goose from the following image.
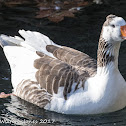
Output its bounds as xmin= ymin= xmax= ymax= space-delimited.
xmin=0 ymin=14 xmax=126 ymax=115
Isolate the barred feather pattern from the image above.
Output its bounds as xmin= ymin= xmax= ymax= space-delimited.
xmin=46 ymin=45 xmax=97 ymax=76
xmin=97 ymin=15 xmax=116 ymax=67
xmin=34 ymin=45 xmax=97 ymax=100
xmin=14 ymin=79 xmax=52 ymax=108
xmin=97 ymin=37 xmax=114 ymax=67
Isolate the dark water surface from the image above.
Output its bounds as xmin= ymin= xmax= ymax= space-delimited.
xmin=0 ymin=1 xmax=126 ymax=126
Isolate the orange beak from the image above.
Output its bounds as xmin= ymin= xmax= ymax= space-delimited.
xmin=121 ymin=25 xmax=126 ymax=39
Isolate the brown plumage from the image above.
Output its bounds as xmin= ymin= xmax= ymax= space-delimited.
xmin=97 ymin=15 xmax=116 ymax=67
xmin=97 ymin=38 xmax=114 ymax=67
xmin=33 ymin=45 xmax=97 ymax=100
xmin=15 ymin=80 xmax=52 ymax=107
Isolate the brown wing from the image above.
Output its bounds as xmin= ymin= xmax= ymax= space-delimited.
xmin=14 ymin=45 xmax=97 ymax=108
xmin=34 ymin=52 xmax=80 ymax=100
xmin=46 ymin=45 xmax=97 ymax=76
xmin=34 ymin=44 xmax=97 ymax=99
xmin=14 ymin=79 xmax=52 ymax=108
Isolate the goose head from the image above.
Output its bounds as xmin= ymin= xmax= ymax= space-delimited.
xmin=101 ymin=14 xmax=126 ymax=43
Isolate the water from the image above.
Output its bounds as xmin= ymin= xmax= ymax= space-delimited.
xmin=0 ymin=0 xmax=126 ymax=125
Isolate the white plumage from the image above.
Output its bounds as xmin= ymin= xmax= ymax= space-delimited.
xmin=1 ymin=15 xmax=126 ymax=114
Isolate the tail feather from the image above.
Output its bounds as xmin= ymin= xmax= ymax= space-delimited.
xmin=1 ymin=34 xmax=23 ymax=45
xmin=0 ymin=36 xmax=10 ymax=47
xmin=0 ymin=30 xmax=61 ymax=57
xmin=18 ymin=30 xmax=58 ymax=51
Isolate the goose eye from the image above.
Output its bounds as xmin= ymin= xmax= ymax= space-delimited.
xmin=111 ymin=24 xmax=115 ymax=28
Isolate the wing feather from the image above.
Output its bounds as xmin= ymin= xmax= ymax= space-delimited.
xmin=34 ymin=47 xmax=97 ymax=100
xmin=34 ymin=52 xmax=80 ymax=99
xmin=46 ymin=45 xmax=97 ymax=76
xmin=15 ymin=80 xmax=52 ymax=108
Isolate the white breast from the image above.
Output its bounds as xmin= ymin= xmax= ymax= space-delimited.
xmin=45 ymin=67 xmax=126 ymax=114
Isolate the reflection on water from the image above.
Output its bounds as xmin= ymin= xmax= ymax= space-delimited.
xmin=1 ymin=94 xmax=126 ymax=126
xmin=0 ymin=0 xmax=126 ymax=126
